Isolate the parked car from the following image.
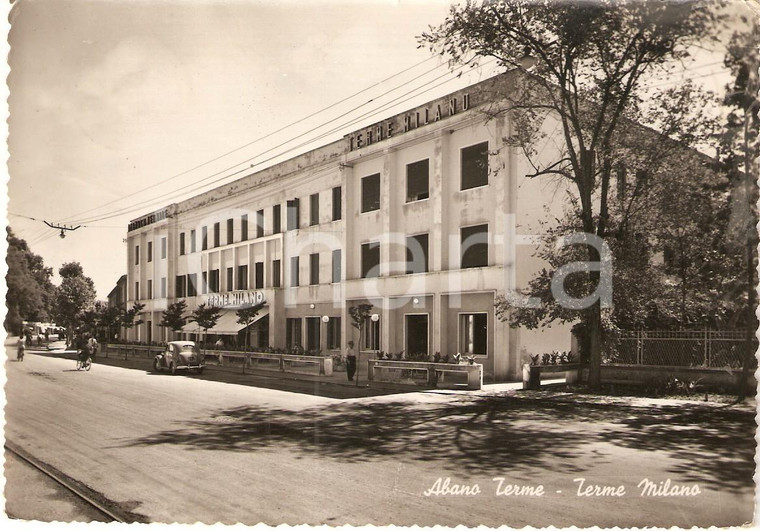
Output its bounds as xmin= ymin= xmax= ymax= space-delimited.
xmin=153 ymin=341 xmax=205 ymax=375
xmin=47 ymin=340 xmax=68 ymax=351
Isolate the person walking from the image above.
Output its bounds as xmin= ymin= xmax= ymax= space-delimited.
xmin=345 ymin=340 xmax=357 ymax=381
xmin=16 ymin=337 xmax=25 ymax=362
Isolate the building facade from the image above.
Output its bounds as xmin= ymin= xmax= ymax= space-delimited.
xmin=124 ymin=72 xmax=572 ymax=381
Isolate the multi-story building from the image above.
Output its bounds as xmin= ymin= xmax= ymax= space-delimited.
xmin=125 ymin=71 xmax=572 ymax=381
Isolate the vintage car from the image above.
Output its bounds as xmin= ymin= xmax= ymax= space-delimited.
xmin=153 ymin=341 xmax=205 ymax=374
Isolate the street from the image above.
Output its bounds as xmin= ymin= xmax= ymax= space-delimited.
xmin=5 ymin=348 xmax=755 ymax=527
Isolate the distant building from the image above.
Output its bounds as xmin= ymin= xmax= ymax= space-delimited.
xmin=107 ymin=275 xmax=127 ymax=310
xmin=124 ymin=71 xmax=574 ymax=381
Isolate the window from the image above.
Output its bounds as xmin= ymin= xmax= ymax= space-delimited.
xmin=161 ymin=237 xmax=167 ymax=259
xmin=226 ymin=267 xmax=234 ymax=291
xmin=306 ymin=317 xmax=320 ymax=351
xmin=256 ymin=210 xmax=264 ymax=238
xmin=290 ymin=256 xmax=300 ymax=287
xmin=460 ymin=224 xmax=488 ymax=269
xmin=461 ymin=141 xmax=489 ymax=190
xmin=227 ymin=218 xmax=234 ymax=245
xmin=202 ymin=227 xmax=208 ymax=250
xmin=460 ymin=313 xmax=487 ymax=356
xmin=406 ymin=159 xmax=429 ymax=202
xmin=209 ymin=269 xmax=220 ymax=293
xmin=363 ymin=316 xmax=380 ymax=351
xmin=332 ymin=186 xmax=342 ymax=221
xmin=616 ymin=166 xmax=627 ymax=201
xmin=406 ymin=233 xmax=429 ymax=274
xmin=287 ymin=198 xmax=300 ymax=230
xmin=286 ymin=318 xmax=302 ymax=348
xmin=179 ymin=233 xmax=185 ymax=255
xmin=202 ymin=272 xmax=208 ymax=294
xmin=406 ymin=314 xmax=429 ymax=356
xmin=238 ymin=265 xmax=249 ymax=290
xmin=160 ymin=277 xmax=167 ymax=298
xmin=636 ymin=169 xmax=649 ymax=189
xmin=190 ymin=230 xmax=196 ymax=253
xmin=332 ymin=249 xmax=341 ymax=283
xmin=361 ymin=241 xmax=380 ymax=278
xmin=361 ymin=173 xmax=380 ymax=212
xmin=327 ymin=317 xmax=341 ymax=349
xmin=147 ymin=241 xmax=153 ymax=262
xmin=255 ymin=262 xmax=264 ymax=289
xmin=213 ymin=222 xmax=220 ymax=248
xmin=309 ymin=253 xmax=320 ymax=285
xmin=147 ymin=279 xmax=153 ymax=299
xmin=273 ymin=204 xmax=282 ymax=233
xmin=272 ymin=259 xmax=281 ymax=288
xmin=187 ymin=273 xmax=198 ymax=297
xmin=176 ymin=275 xmax=186 ymax=298
xmin=135 ymin=245 xmax=140 ymax=265
xmin=310 ymin=193 xmax=319 ymax=226
xmin=241 ymin=214 xmax=248 ymax=241
xmin=135 ymin=281 xmax=140 ymax=300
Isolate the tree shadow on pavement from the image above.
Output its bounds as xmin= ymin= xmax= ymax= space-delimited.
xmin=120 ymin=394 xmax=754 ymax=489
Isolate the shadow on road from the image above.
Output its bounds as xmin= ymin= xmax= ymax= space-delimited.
xmin=119 ymin=394 xmax=754 ymax=489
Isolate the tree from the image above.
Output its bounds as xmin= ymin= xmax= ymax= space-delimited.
xmin=236 ymin=302 xmax=265 ymax=350
xmin=189 ymin=304 xmax=222 ymax=351
xmin=100 ymin=304 xmax=123 ymax=342
xmin=719 ymin=19 xmax=759 ymax=398
xmin=51 ymin=262 xmax=96 ymax=345
xmin=421 ymin=0 xmax=723 ymax=387
xmin=122 ymin=302 xmax=146 ymax=340
xmin=160 ymin=299 xmax=188 ymax=341
xmin=348 ymin=304 xmax=373 ymax=386
xmin=5 ymin=227 xmax=54 ymax=333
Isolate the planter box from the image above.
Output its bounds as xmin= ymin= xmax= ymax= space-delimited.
xmin=522 ymin=363 xmax=581 ymax=390
xmin=368 ymin=359 xmax=482 ymax=390
xmin=208 ymin=350 xmax=333 ymax=376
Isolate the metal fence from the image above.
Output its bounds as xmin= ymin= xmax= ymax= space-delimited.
xmin=603 ymin=330 xmax=752 ymax=369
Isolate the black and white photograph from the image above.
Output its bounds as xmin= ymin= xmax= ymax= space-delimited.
xmin=3 ymin=0 xmax=759 ymax=528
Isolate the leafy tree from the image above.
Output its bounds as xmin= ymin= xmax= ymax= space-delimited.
xmin=51 ymin=261 xmax=96 ymax=345
xmin=160 ymin=299 xmax=188 ymax=340
xmin=348 ymin=304 xmax=374 ymax=386
xmin=100 ymin=304 xmax=123 ymax=342
xmin=80 ymin=301 xmax=109 ymax=339
xmin=189 ymin=304 xmax=222 ymax=350
xmin=5 ymin=227 xmax=54 ymax=333
xmin=122 ymin=302 xmax=146 ymax=340
xmin=719 ymin=19 xmax=759 ymax=398
xmin=421 ymin=0 xmax=723 ymax=387
xmin=236 ymin=302 xmax=265 ymax=349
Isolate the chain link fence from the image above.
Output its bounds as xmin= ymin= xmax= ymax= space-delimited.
xmin=603 ymin=330 xmax=752 ymax=369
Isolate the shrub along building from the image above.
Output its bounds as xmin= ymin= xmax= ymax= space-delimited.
xmin=124 ymin=71 xmax=574 ymax=382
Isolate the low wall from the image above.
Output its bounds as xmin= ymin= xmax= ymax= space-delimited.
xmin=368 ymin=360 xmax=482 ymax=390
xmin=588 ymin=364 xmax=757 ymax=391
xmin=210 ymin=350 xmax=333 ymax=376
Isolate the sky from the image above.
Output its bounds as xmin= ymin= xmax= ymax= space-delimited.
xmin=4 ymin=0 xmax=756 ymax=300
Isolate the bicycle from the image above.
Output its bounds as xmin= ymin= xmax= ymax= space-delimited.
xmin=76 ymin=352 xmax=92 ymax=371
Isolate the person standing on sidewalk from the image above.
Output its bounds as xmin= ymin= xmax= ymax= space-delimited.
xmin=345 ymin=340 xmax=357 ymax=381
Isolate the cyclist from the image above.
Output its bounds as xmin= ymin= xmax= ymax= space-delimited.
xmin=75 ymin=335 xmax=90 ymax=369
xmin=87 ymin=337 xmax=99 ymax=361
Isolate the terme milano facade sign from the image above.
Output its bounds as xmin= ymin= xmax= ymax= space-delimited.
xmin=204 ymin=290 xmax=266 ymax=309
xmin=347 ymin=93 xmax=471 ymax=151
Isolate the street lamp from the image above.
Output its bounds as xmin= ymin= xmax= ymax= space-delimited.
xmin=321 ymin=315 xmax=329 ymax=323
xmin=371 ymin=313 xmax=380 ymax=322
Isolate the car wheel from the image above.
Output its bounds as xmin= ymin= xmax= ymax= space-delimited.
xmin=153 ymin=358 xmax=160 ymax=372
xmin=171 ymin=361 xmax=177 ymax=375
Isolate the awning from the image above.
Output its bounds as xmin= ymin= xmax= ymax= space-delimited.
xmin=181 ymin=309 xmax=269 ymax=336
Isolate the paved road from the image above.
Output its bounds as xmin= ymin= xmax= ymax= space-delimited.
xmin=5 ymin=349 xmax=755 ymax=527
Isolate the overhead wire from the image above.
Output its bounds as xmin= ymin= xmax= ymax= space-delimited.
xmin=71 ymin=60 xmax=485 ymax=225
xmin=60 ymin=55 xmax=442 ymax=225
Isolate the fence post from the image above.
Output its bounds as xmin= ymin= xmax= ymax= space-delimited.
xmin=704 ymin=329 xmax=709 ymax=368
xmin=637 ymin=330 xmax=643 ymax=365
